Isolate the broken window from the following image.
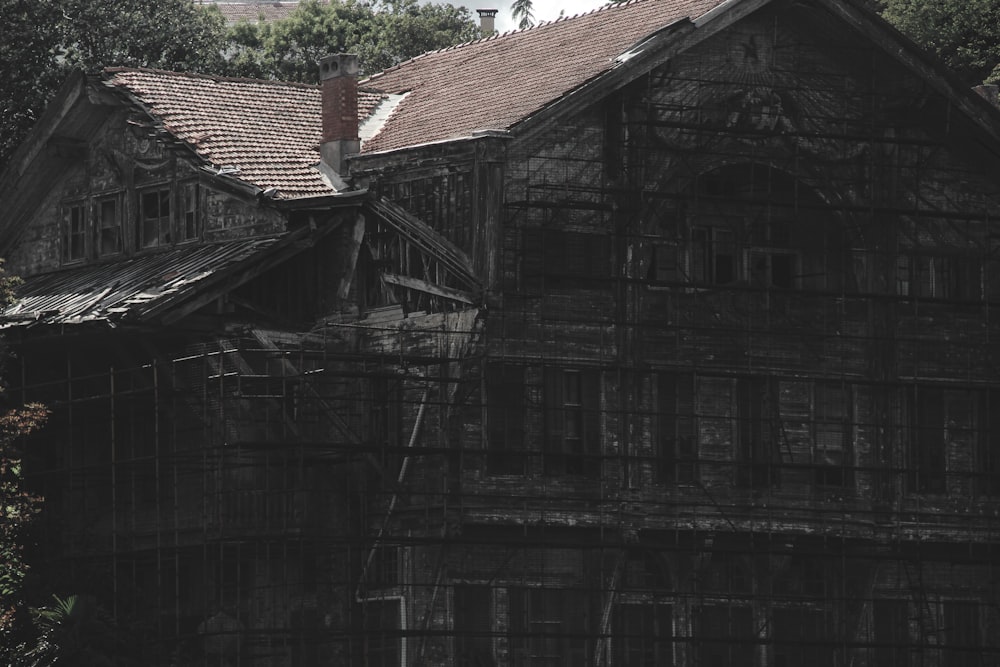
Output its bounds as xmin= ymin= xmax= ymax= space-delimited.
xmin=96 ymin=194 xmax=122 ymax=256
xmin=747 ymin=249 xmax=797 ymax=288
xmin=543 ymin=368 xmax=601 ymax=477
xmin=814 ymin=382 xmax=852 ymax=487
xmin=487 ymin=364 xmax=526 ymax=475
xmin=691 ymin=227 xmax=736 ymax=284
xmin=656 ymin=372 xmax=696 ymax=484
xmin=613 ymin=603 xmax=673 ymax=666
xmin=138 ymin=186 xmax=171 ymax=248
xmin=62 ymin=201 xmax=87 ymax=263
xmin=508 ymin=587 xmax=590 ymax=666
xmin=649 ymin=241 xmax=682 ymax=284
xmin=735 ymin=377 xmax=781 ymax=488
xmin=908 ymin=386 xmax=946 ymax=494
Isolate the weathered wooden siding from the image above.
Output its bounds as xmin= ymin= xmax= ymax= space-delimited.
xmin=6 ymin=110 xmax=286 ymax=279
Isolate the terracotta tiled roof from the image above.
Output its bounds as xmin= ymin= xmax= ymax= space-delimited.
xmin=210 ymin=2 xmax=300 ymax=24
xmin=105 ymin=0 xmax=726 ymax=198
xmin=105 ymin=69 xmax=386 ymax=198
xmin=361 ymin=0 xmax=725 ymax=153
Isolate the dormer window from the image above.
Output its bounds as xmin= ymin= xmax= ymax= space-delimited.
xmin=61 ymin=201 xmax=87 ymax=263
xmin=138 ymin=186 xmax=171 ymax=248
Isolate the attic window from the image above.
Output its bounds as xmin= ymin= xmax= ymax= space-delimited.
xmin=61 ymin=201 xmax=87 ymax=263
xmin=138 ymin=186 xmax=171 ymax=249
xmin=179 ymin=182 xmax=201 ymax=243
xmin=96 ymin=194 xmax=122 ymax=256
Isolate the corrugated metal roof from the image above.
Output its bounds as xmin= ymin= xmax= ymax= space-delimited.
xmin=1 ymin=237 xmax=285 ymax=327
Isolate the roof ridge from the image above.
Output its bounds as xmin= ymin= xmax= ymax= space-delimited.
xmin=104 ymin=66 xmax=320 ymax=90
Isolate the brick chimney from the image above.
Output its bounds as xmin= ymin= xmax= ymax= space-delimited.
xmin=477 ymin=9 xmax=498 ymax=35
xmin=319 ymin=54 xmax=360 ymax=177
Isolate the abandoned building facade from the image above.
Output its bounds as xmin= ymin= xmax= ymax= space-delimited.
xmin=2 ymin=0 xmax=1000 ymax=664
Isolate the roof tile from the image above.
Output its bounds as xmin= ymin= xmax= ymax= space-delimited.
xmin=107 ymin=0 xmax=725 ymax=197
xmin=106 ymin=69 xmax=386 ymax=198
xmin=360 ymin=0 xmax=724 ymax=153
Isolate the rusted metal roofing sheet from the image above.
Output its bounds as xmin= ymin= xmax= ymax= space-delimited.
xmin=1 ymin=237 xmax=285 ymax=327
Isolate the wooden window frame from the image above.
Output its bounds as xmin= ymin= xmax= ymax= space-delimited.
xmin=898 ymin=253 xmax=981 ymax=301
xmin=656 ymin=372 xmax=697 ymax=484
xmin=543 ymin=368 xmax=601 ymax=478
xmin=508 ymin=587 xmax=590 ymax=666
xmin=179 ymin=181 xmax=202 ymax=243
xmin=95 ymin=192 xmax=123 ymax=257
xmin=735 ymin=377 xmax=781 ymax=488
xmin=813 ymin=381 xmax=853 ymax=488
xmin=907 ymin=385 xmax=946 ymax=494
xmin=61 ymin=200 xmax=88 ymax=264
xmin=690 ymin=226 xmax=736 ymax=285
xmin=137 ymin=185 xmax=172 ymax=249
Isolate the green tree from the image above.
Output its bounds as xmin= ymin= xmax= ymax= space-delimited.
xmin=880 ymin=0 xmax=1000 ymax=84
xmin=0 ymin=261 xmax=49 ymax=665
xmin=511 ymin=0 xmax=535 ymax=30
xmin=0 ymin=0 xmax=227 ymax=170
xmin=224 ymin=0 xmax=480 ymax=81
xmin=58 ymin=0 xmax=226 ymax=74
xmin=20 ymin=595 xmax=129 ymax=667
xmin=1 ymin=0 xmax=65 ymax=173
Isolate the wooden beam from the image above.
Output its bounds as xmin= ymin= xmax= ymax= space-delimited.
xmin=381 ymin=272 xmax=476 ymax=305
xmin=368 ymin=197 xmax=481 ymax=289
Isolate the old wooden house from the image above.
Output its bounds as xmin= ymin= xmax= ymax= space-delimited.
xmin=2 ymin=0 xmax=999 ymax=664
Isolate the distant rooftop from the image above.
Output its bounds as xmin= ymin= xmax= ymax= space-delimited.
xmin=199 ymin=0 xmax=318 ymax=24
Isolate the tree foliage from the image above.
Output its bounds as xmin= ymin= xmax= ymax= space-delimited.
xmin=511 ymin=0 xmax=535 ymax=30
xmin=0 ymin=0 xmax=478 ymax=168
xmin=0 ymin=0 xmax=227 ymax=169
xmin=0 ymin=260 xmax=49 ymax=665
xmin=880 ymin=0 xmax=1000 ymax=84
xmin=224 ymin=0 xmax=480 ymax=81
xmin=18 ymin=594 xmax=128 ymax=667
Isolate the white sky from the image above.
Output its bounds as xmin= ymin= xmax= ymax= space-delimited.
xmin=452 ymin=1 xmax=612 ymax=34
